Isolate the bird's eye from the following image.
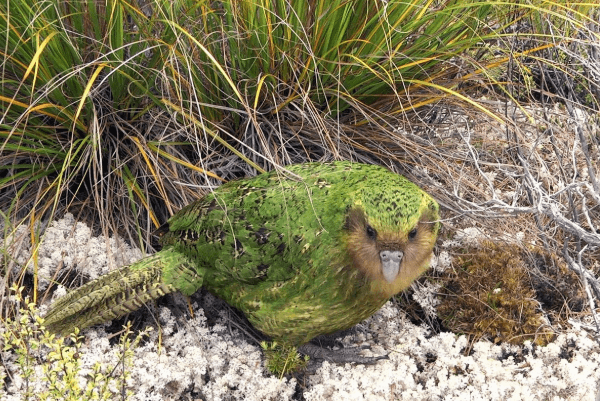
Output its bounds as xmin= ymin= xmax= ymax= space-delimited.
xmin=408 ymin=228 xmax=418 ymax=240
xmin=366 ymin=225 xmax=377 ymax=240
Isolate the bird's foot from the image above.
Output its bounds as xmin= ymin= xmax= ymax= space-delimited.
xmin=298 ymin=343 xmax=388 ymax=365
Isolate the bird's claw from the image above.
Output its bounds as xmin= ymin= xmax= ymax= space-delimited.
xmin=298 ymin=343 xmax=388 ymax=365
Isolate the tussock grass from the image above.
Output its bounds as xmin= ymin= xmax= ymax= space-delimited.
xmin=2 ymin=1 xmax=595 ymax=245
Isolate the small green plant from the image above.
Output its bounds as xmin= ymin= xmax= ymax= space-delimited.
xmin=261 ymin=341 xmax=309 ymax=376
xmin=1 ymin=285 xmax=149 ymax=400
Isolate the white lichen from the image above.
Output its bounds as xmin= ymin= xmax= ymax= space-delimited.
xmin=2 ymin=213 xmax=143 ymax=290
xmin=411 ymin=281 xmax=441 ymax=319
xmin=2 ymin=216 xmax=600 ymax=400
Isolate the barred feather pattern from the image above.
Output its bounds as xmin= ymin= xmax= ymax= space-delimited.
xmin=44 ymin=248 xmax=192 ymax=335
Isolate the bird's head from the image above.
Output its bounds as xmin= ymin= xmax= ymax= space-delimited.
xmin=343 ymin=183 xmax=440 ymax=298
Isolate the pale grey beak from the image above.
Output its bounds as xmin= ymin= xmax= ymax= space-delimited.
xmin=380 ymin=250 xmax=403 ymax=282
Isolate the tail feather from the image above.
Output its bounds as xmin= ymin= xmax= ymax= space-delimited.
xmin=44 ymin=248 xmax=198 ymax=335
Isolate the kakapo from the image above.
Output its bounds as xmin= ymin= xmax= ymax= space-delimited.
xmin=45 ymin=161 xmax=440 ymax=363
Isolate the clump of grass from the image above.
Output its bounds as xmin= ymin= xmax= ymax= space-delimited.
xmin=2 ymin=0 xmax=595 ymax=261
xmin=1 ymin=285 xmax=149 ymax=400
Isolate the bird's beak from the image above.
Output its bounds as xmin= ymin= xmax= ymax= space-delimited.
xmin=380 ymin=250 xmax=403 ymax=282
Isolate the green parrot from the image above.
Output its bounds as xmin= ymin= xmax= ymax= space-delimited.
xmin=44 ymin=161 xmax=440 ymax=363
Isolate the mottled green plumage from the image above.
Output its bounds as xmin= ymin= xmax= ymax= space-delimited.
xmin=45 ymin=162 xmax=440 ymax=348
